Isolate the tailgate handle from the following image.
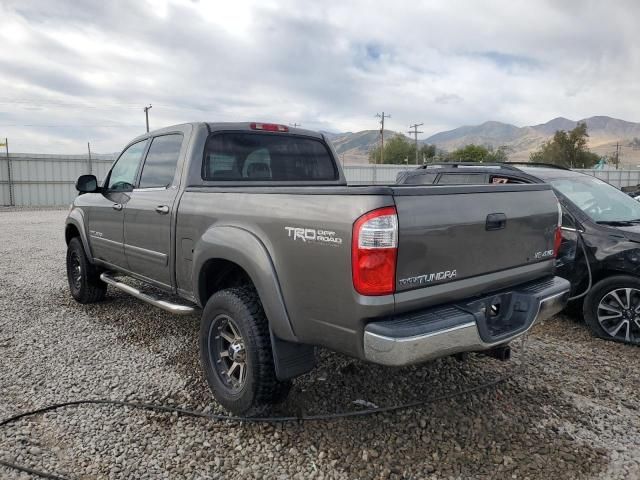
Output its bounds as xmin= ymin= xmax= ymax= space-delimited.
xmin=486 ymin=213 xmax=507 ymax=231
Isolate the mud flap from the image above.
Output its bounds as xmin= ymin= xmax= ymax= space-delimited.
xmin=269 ymin=330 xmax=316 ymax=381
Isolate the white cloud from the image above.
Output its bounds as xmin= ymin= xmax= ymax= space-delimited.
xmin=0 ymin=0 xmax=639 ymax=153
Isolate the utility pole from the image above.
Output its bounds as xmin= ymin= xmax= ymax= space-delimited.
xmin=144 ymin=104 xmax=152 ymax=132
xmin=615 ymin=141 xmax=620 ymax=170
xmin=375 ymin=112 xmax=391 ymax=165
xmin=408 ymin=123 xmax=424 ymax=165
xmin=289 ymin=123 xmax=301 ymax=128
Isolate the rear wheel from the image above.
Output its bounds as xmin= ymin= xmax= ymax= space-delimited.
xmin=584 ymin=275 xmax=640 ymax=345
xmin=200 ymin=287 xmax=291 ymax=415
xmin=66 ymin=237 xmax=107 ymax=304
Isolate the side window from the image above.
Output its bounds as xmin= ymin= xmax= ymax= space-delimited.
xmin=107 ymin=140 xmax=147 ymax=191
xmin=139 ymin=134 xmax=183 ymax=188
xmin=561 ymin=207 xmax=577 ymax=228
xmin=490 ymin=176 xmax=524 ymax=184
xmin=403 ymin=172 xmax=437 ymax=185
xmin=438 ymin=173 xmax=487 ymax=185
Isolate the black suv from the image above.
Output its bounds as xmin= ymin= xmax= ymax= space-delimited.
xmin=398 ymin=162 xmax=640 ymax=346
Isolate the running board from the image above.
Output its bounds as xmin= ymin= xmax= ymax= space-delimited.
xmin=100 ymin=273 xmax=196 ymax=315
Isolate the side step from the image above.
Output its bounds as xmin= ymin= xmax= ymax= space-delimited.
xmin=100 ymin=273 xmax=196 ymax=315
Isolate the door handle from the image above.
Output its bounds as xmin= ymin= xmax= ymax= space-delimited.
xmin=112 ymin=203 xmax=123 ymax=211
xmin=155 ymin=205 xmax=170 ymax=214
xmin=486 ymin=213 xmax=507 ymax=231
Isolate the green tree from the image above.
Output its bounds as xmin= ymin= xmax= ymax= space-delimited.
xmin=444 ymin=144 xmax=509 ymax=162
xmin=418 ymin=144 xmax=437 ymax=163
xmin=368 ymin=135 xmax=437 ymax=164
xmin=448 ymin=144 xmax=491 ymax=162
xmin=529 ymin=121 xmax=600 ymax=168
xmin=491 ymin=146 xmax=509 ymax=162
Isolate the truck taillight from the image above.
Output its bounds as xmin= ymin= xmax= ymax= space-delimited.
xmin=553 ymin=203 xmax=562 ymax=258
xmin=352 ymin=206 xmax=398 ymax=296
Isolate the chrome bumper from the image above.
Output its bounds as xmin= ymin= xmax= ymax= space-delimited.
xmin=364 ymin=276 xmax=570 ymax=367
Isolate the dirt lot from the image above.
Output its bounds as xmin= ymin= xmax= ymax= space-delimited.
xmin=0 ymin=209 xmax=638 ymax=480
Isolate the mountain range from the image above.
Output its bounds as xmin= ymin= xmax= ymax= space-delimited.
xmin=329 ymin=116 xmax=640 ymax=165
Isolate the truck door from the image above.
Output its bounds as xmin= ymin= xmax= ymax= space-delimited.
xmin=87 ymin=139 xmax=148 ymax=268
xmin=123 ymin=133 xmax=184 ymax=288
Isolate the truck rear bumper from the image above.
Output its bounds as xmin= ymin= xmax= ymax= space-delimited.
xmin=363 ymin=276 xmax=570 ymax=367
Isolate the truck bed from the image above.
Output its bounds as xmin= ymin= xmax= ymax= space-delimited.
xmin=178 ymin=181 xmax=559 ymax=358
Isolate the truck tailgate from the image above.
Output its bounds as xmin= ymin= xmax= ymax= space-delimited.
xmin=392 ymin=184 xmax=559 ymax=292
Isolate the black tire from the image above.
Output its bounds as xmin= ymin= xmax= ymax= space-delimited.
xmin=199 ymin=287 xmax=291 ymax=414
xmin=562 ymin=299 xmax=585 ymax=320
xmin=66 ymin=237 xmax=107 ymax=304
xmin=584 ymin=275 xmax=640 ymax=346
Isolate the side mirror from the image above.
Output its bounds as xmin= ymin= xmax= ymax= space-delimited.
xmin=76 ymin=174 xmax=98 ymax=193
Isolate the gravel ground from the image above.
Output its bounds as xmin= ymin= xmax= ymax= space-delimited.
xmin=0 ymin=209 xmax=638 ymax=480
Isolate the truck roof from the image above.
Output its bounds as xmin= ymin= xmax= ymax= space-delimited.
xmin=404 ymin=161 xmax=587 ymax=183
xmin=206 ymin=122 xmax=324 ymax=139
xmin=138 ymin=122 xmax=324 ymax=140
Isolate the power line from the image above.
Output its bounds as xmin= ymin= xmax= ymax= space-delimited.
xmin=375 ymin=112 xmax=391 ymax=165
xmin=408 ymin=123 xmax=424 ymax=165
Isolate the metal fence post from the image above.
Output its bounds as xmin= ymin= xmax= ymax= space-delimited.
xmin=87 ymin=142 xmax=92 ymax=175
xmin=5 ymin=138 xmax=13 ymax=207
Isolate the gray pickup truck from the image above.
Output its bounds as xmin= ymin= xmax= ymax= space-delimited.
xmin=65 ymin=122 xmax=570 ymax=413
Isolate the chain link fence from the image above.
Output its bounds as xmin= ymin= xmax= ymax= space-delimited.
xmin=1 ymin=155 xmax=639 ymax=207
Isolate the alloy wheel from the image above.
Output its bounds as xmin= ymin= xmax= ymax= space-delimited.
xmin=70 ymin=251 xmax=82 ymax=291
xmin=208 ymin=314 xmax=248 ymax=391
xmin=597 ymin=287 xmax=640 ymax=343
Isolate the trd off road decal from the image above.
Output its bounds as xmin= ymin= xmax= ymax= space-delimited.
xmin=285 ymin=226 xmax=343 ymax=246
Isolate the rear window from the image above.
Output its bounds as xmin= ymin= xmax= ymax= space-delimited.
xmin=202 ymin=133 xmax=337 ymax=182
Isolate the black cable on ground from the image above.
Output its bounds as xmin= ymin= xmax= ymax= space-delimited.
xmin=0 ymin=339 xmax=528 ymax=480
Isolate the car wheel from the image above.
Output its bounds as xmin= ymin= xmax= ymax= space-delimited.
xmin=584 ymin=275 xmax=640 ymax=346
xmin=200 ymin=287 xmax=291 ymax=415
xmin=66 ymin=237 xmax=107 ymax=304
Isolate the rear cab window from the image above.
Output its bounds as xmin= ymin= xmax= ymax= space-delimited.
xmin=202 ymin=132 xmax=338 ymax=182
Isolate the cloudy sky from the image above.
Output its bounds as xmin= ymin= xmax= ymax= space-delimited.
xmin=1 ymin=0 xmax=639 ymax=153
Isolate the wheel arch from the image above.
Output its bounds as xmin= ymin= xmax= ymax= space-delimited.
xmin=193 ymin=225 xmax=297 ymax=343
xmin=65 ymin=209 xmax=94 ymax=262
xmin=591 ymin=268 xmax=639 ymax=286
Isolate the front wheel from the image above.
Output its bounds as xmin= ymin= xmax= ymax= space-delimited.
xmin=199 ymin=287 xmax=291 ymax=415
xmin=584 ymin=275 xmax=640 ymax=346
xmin=66 ymin=237 xmax=107 ymax=304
